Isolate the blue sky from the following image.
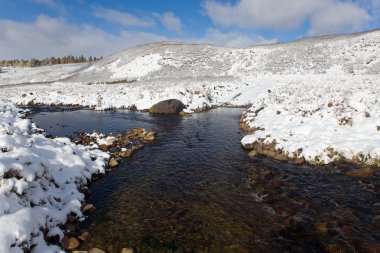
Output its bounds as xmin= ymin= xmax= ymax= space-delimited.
xmin=0 ymin=0 xmax=379 ymax=59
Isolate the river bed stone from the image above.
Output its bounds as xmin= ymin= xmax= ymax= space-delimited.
xmin=27 ymin=107 xmax=380 ymax=253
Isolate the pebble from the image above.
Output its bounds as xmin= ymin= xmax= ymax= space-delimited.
xmin=316 ymin=223 xmax=328 ymax=234
xmin=143 ymin=131 xmax=157 ymax=142
xmin=78 ymin=231 xmax=90 ymax=241
xmin=120 ymin=248 xmax=135 ymax=253
xmin=89 ymin=248 xmax=106 ymax=253
xmin=98 ymin=144 xmax=108 ymax=152
xmin=248 ymin=150 xmax=258 ymax=157
xmin=109 ymin=158 xmax=119 ymax=167
xmin=119 ymin=148 xmax=133 ymax=158
xmin=82 ymin=204 xmax=95 ymax=213
xmin=61 ymin=237 xmax=80 ymax=250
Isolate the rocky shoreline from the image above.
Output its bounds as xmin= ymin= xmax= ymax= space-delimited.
xmin=56 ymin=128 xmax=157 ymax=253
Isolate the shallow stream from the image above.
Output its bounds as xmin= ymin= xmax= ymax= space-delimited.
xmin=29 ymin=108 xmax=380 ymax=253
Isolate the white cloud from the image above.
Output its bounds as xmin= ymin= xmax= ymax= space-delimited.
xmin=0 ymin=14 xmax=278 ymax=60
xmin=93 ymin=7 xmax=155 ymax=28
xmin=202 ymin=28 xmax=276 ymax=48
xmin=0 ymin=15 xmax=167 ymax=59
xmin=204 ymin=0 xmax=371 ymax=35
xmin=158 ymin=12 xmax=182 ymax=33
xmin=204 ymin=0 xmax=315 ymax=30
xmin=309 ymin=2 xmax=370 ymax=35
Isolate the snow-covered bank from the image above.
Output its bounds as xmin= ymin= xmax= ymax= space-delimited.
xmin=241 ymin=74 xmax=380 ymax=165
xmin=0 ymin=76 xmax=258 ymax=111
xmin=0 ymin=99 xmax=107 ymax=252
xmin=0 ymin=29 xmax=379 ymax=165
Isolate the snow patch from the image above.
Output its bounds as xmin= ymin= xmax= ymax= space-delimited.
xmin=110 ymin=53 xmax=162 ymax=80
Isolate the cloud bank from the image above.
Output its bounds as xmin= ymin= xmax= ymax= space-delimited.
xmin=0 ymin=15 xmax=166 ymax=59
xmin=204 ymin=0 xmax=371 ymax=35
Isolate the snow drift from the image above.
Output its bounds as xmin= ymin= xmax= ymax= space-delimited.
xmin=0 ymin=99 xmax=108 ymax=252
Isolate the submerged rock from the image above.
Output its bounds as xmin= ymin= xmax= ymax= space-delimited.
xmin=108 ymin=158 xmax=119 ymax=168
xmin=89 ymin=248 xmax=106 ymax=253
xmin=120 ymin=248 xmax=135 ymax=253
xmin=78 ymin=231 xmax=90 ymax=241
xmin=82 ymin=203 xmax=96 ymax=213
xmin=149 ymin=99 xmax=185 ymax=114
xmin=347 ymin=167 xmax=374 ymax=178
xmin=62 ymin=237 xmax=80 ymax=250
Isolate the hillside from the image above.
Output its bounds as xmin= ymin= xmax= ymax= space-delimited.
xmin=66 ymin=29 xmax=380 ymax=83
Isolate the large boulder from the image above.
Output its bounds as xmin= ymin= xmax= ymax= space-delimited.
xmin=149 ymin=99 xmax=185 ymax=114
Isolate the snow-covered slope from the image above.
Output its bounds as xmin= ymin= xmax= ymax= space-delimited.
xmin=66 ymin=30 xmax=380 ymax=83
xmin=0 ymin=63 xmax=88 ymax=86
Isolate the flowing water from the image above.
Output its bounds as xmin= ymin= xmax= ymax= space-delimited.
xmin=29 ymin=108 xmax=380 ymax=253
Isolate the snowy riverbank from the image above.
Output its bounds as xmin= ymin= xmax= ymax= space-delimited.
xmin=0 ymin=99 xmax=108 ymax=252
xmin=0 ymin=30 xmax=379 ymax=168
xmin=241 ymin=74 xmax=380 ymax=165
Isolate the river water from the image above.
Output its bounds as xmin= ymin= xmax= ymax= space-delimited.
xmin=29 ymin=108 xmax=380 ymax=253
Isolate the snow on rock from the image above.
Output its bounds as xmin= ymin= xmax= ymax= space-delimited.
xmin=0 ymin=99 xmax=108 ymax=252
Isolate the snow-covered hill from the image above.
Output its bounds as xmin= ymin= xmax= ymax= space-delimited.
xmin=66 ymin=29 xmax=380 ymax=83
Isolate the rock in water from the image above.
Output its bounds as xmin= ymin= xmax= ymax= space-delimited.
xmin=108 ymin=158 xmax=118 ymax=168
xmin=89 ymin=248 xmax=106 ymax=253
xmin=143 ymin=131 xmax=157 ymax=141
xmin=61 ymin=237 xmax=80 ymax=250
xmin=82 ymin=203 xmax=95 ymax=213
xmin=149 ymin=99 xmax=185 ymax=114
xmin=120 ymin=248 xmax=135 ymax=253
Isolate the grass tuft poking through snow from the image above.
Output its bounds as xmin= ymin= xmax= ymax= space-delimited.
xmin=0 ymin=99 xmax=108 ymax=252
xmin=241 ymin=75 xmax=380 ymax=165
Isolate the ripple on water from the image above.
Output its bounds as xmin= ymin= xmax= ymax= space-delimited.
xmin=29 ymin=107 xmax=380 ymax=253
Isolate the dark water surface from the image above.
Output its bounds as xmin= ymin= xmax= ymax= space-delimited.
xmin=29 ymin=108 xmax=380 ymax=253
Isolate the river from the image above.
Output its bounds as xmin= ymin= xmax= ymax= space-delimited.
xmin=29 ymin=107 xmax=380 ymax=253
